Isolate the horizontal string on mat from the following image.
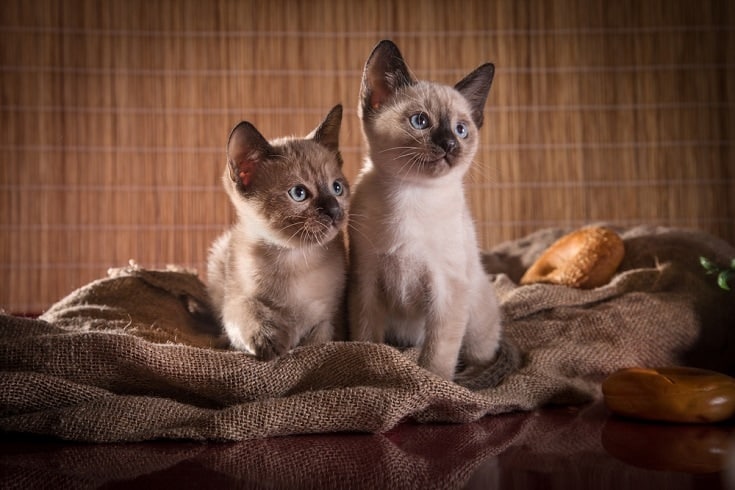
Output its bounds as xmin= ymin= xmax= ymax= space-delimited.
xmin=0 ymin=262 xmax=206 ymax=270
xmin=2 ymin=102 xmax=732 ymax=115
xmin=3 ymin=179 xmax=730 ymax=193
xmin=3 ymin=64 xmax=733 ymax=77
xmin=3 ymin=217 xmax=729 ymax=232
xmin=1 ymin=24 xmax=732 ymax=38
xmin=0 ymin=140 xmax=729 ymax=154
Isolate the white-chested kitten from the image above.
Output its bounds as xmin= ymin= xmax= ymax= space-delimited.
xmin=348 ymin=40 xmax=502 ymax=382
xmin=208 ymin=104 xmax=350 ymax=360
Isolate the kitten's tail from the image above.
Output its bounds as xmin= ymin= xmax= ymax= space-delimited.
xmin=454 ymin=338 xmax=522 ymax=391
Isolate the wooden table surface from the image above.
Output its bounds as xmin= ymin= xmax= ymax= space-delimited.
xmin=1 ymin=402 xmax=733 ymax=489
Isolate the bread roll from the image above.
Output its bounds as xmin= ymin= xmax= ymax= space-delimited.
xmin=602 ymin=367 xmax=735 ymax=423
xmin=520 ymin=226 xmax=624 ymax=288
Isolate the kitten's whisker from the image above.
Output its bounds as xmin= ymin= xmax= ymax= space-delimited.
xmin=398 ymin=153 xmax=419 ymax=174
xmin=300 ymin=240 xmax=310 ymax=267
xmin=397 ymin=127 xmax=424 ymax=146
xmin=398 ymin=151 xmax=427 ymax=178
xmin=466 ymin=157 xmax=496 ymax=185
xmin=278 ymin=221 xmax=304 ymax=232
xmin=277 ymin=221 xmax=308 ymax=243
xmin=395 ymin=150 xmax=424 ymax=159
xmin=282 ymin=219 xmax=308 ymax=247
xmin=378 ymin=145 xmax=422 ymax=154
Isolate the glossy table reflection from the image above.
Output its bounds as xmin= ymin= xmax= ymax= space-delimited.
xmin=1 ymin=403 xmax=733 ymax=489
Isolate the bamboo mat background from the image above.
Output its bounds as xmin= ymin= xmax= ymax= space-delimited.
xmin=1 ymin=0 xmax=733 ymax=313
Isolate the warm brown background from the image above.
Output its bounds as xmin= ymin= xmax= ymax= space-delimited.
xmin=1 ymin=0 xmax=733 ymax=313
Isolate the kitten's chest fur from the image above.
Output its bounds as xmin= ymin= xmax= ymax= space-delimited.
xmin=233 ymin=228 xmax=346 ymax=320
xmin=356 ymin=173 xmax=472 ymax=318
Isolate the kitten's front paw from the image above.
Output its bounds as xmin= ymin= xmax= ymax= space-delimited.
xmin=249 ymin=328 xmax=290 ymax=361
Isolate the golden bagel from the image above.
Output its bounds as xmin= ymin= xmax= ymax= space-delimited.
xmin=520 ymin=226 xmax=624 ymax=288
xmin=602 ymin=366 xmax=735 ymax=423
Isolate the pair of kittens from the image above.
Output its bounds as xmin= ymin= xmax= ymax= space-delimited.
xmin=207 ymin=40 xmax=502 ymax=384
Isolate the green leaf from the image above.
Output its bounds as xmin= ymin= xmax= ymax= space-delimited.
xmin=717 ymin=270 xmax=733 ymax=291
xmin=700 ymin=256 xmax=718 ymax=273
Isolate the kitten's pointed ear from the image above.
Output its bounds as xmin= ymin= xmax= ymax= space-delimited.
xmin=226 ymin=121 xmax=272 ymax=187
xmin=310 ymin=104 xmax=343 ymax=153
xmin=454 ymin=63 xmax=495 ymax=128
xmin=359 ymin=40 xmax=416 ymax=117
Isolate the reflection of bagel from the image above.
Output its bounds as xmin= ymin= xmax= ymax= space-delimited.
xmin=602 ymin=367 xmax=735 ymax=423
xmin=602 ymin=416 xmax=732 ymax=473
xmin=520 ymin=226 xmax=624 ymax=288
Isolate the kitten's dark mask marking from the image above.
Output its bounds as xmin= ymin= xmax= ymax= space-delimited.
xmin=315 ymin=194 xmax=343 ymax=223
xmin=433 ymin=115 xmax=460 ymax=157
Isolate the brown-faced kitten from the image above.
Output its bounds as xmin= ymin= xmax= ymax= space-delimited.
xmin=208 ymin=104 xmax=350 ymax=360
xmin=348 ymin=40 xmax=503 ymax=382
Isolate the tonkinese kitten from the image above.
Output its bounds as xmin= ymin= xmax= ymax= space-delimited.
xmin=208 ymin=104 xmax=350 ymax=360
xmin=348 ymin=40 xmax=503 ymax=382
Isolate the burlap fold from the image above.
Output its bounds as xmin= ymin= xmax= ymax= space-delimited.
xmin=1 ymin=226 xmax=733 ymax=442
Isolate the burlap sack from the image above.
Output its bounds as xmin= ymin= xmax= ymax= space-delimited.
xmin=1 ymin=225 xmax=733 ymax=442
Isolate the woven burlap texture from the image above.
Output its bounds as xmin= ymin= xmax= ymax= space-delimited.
xmin=1 ymin=226 xmax=733 ymax=442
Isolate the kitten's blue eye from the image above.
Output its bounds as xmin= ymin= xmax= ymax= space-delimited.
xmin=409 ymin=112 xmax=430 ymax=130
xmin=454 ymin=122 xmax=468 ymax=139
xmin=288 ymin=185 xmax=308 ymax=202
xmin=331 ymin=180 xmax=344 ymax=196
